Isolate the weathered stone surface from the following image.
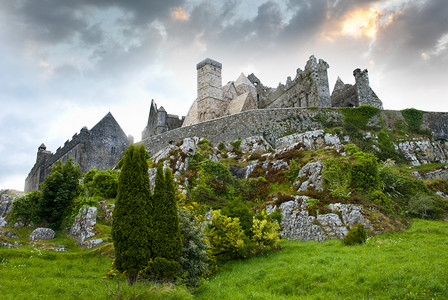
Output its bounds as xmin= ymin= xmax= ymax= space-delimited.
xmin=276 ymin=130 xmax=343 ymax=152
xmin=0 ymin=242 xmax=13 ymax=248
xmin=83 ymin=239 xmax=104 ymax=249
xmin=29 ymin=228 xmax=56 ymax=241
xmin=68 ymin=207 xmax=97 ymax=246
xmin=97 ymin=201 xmax=114 ymax=226
xmin=295 ymin=160 xmax=324 ymax=192
xmin=238 ymin=136 xmax=272 ymax=154
xmin=0 ymin=190 xmax=24 ymax=228
xmin=419 ymin=166 xmax=448 ymax=180
xmin=0 ymin=230 xmax=20 ymax=239
xmin=396 ymin=138 xmax=448 ymax=166
xmin=267 ymin=196 xmax=373 ymax=241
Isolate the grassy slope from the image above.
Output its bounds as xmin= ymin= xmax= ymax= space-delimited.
xmin=195 ymin=219 xmax=448 ymax=299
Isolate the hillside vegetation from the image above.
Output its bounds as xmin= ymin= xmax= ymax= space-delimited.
xmin=1 ymin=106 xmax=448 ymax=298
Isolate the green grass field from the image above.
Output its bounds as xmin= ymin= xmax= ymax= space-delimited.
xmin=0 ymin=219 xmax=447 ymax=299
xmin=195 ymin=219 xmax=448 ymax=299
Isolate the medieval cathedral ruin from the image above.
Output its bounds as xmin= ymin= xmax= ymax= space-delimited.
xmin=142 ymin=55 xmax=383 ymax=139
xmin=26 ymin=55 xmax=383 ymax=191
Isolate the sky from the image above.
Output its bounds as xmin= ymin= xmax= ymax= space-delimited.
xmin=1 ymin=0 xmax=448 ymax=191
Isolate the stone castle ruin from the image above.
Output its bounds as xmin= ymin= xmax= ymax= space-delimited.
xmin=25 ymin=113 xmax=130 ymax=192
xmin=25 ymin=55 xmax=385 ymax=191
xmin=142 ymin=55 xmax=383 ymax=139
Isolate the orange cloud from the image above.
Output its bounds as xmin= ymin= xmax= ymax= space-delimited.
xmin=171 ymin=7 xmax=188 ymax=21
xmin=342 ymin=8 xmax=379 ymax=39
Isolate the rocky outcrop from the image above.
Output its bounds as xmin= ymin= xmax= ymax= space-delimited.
xmin=396 ymin=138 xmax=448 ymax=166
xmin=266 ymin=196 xmax=373 ymax=241
xmin=238 ymin=136 xmax=272 ymax=154
xmin=68 ymin=206 xmax=100 ymax=248
xmin=276 ymin=130 xmax=343 ymax=152
xmin=29 ymin=228 xmax=56 ymax=241
xmin=294 ymin=160 xmax=324 ymax=192
xmin=0 ymin=190 xmax=24 ymax=228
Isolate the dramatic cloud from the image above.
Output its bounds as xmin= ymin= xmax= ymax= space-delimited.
xmin=1 ymin=0 xmax=447 ymax=190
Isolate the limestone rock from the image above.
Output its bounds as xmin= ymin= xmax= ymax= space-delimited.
xmin=294 ymin=160 xmax=324 ymax=192
xmin=0 ymin=190 xmax=23 ymax=228
xmin=396 ymin=138 xmax=448 ymax=166
xmin=0 ymin=230 xmax=20 ymax=239
xmin=68 ymin=207 xmax=97 ymax=247
xmin=83 ymin=239 xmax=104 ymax=249
xmin=29 ymin=228 xmax=56 ymax=241
xmin=238 ymin=136 xmax=272 ymax=154
xmin=267 ymin=196 xmax=374 ymax=241
xmin=0 ymin=242 xmax=13 ymax=248
xmin=275 ymin=130 xmax=342 ymax=152
xmin=97 ymin=201 xmax=114 ymax=225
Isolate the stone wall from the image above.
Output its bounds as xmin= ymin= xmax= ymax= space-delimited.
xmin=142 ymin=107 xmax=448 ymax=156
xmin=25 ymin=113 xmax=130 ymax=192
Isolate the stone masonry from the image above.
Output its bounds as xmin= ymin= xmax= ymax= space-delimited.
xmin=25 ymin=112 xmax=131 ymax=192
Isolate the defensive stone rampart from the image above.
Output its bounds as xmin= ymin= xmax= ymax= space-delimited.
xmin=142 ymin=107 xmax=448 ymax=155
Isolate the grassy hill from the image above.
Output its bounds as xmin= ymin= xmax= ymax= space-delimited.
xmin=0 ymin=219 xmax=447 ymax=299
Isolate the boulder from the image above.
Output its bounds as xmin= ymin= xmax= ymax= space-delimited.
xmin=68 ymin=207 xmax=97 ymax=246
xmin=83 ymin=239 xmax=104 ymax=249
xmin=29 ymin=228 xmax=56 ymax=241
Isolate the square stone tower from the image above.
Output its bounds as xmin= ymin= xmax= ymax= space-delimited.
xmin=196 ymin=58 xmax=226 ymax=122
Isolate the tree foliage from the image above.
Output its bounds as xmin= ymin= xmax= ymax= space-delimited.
xmin=149 ymin=165 xmax=182 ymax=280
xmin=38 ymin=158 xmax=82 ymax=229
xmin=83 ymin=168 xmax=119 ymax=198
xmin=111 ymin=144 xmax=152 ymax=285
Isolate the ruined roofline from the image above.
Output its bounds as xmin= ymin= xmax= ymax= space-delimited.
xmin=196 ymin=58 xmax=222 ymax=70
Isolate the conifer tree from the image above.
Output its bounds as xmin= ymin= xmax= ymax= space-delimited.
xmin=150 ymin=164 xmax=182 ymax=279
xmin=112 ymin=144 xmax=152 ymax=285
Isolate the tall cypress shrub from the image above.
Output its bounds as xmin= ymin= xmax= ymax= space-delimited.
xmin=150 ymin=164 xmax=182 ymax=280
xmin=112 ymin=144 xmax=152 ymax=285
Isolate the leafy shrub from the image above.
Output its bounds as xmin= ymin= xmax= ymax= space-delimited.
xmin=351 ymin=151 xmax=380 ymax=191
xmin=405 ymin=193 xmax=444 ymax=219
xmin=140 ymin=257 xmax=181 ymax=282
xmin=369 ymin=190 xmax=391 ymax=209
xmin=207 ymin=210 xmax=246 ymax=261
xmin=231 ymin=140 xmax=242 ymax=151
xmin=84 ymin=169 xmax=119 ymax=198
xmin=377 ymin=131 xmax=401 ymax=162
xmin=240 ymin=177 xmax=269 ymax=204
xmin=198 ymin=138 xmax=211 ymax=149
xmin=343 ymin=223 xmax=367 ymax=245
xmin=217 ymin=142 xmax=227 ymax=151
xmin=286 ymin=159 xmax=301 ymax=182
xmin=177 ymin=208 xmax=210 ymax=286
xmin=251 ymin=211 xmax=280 ymax=253
xmin=341 ymin=105 xmax=381 ymax=132
xmin=401 ymin=108 xmax=424 ymax=132
xmin=221 ymin=196 xmax=255 ymax=236
xmin=38 ymin=158 xmax=83 ymax=230
xmin=10 ymin=190 xmax=42 ymax=225
xmin=322 ymin=159 xmax=352 ymax=199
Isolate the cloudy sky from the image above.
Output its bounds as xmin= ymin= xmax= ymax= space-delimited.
xmin=1 ymin=0 xmax=447 ymax=190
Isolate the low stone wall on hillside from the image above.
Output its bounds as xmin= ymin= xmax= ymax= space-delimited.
xmin=142 ymin=107 xmax=448 ymax=155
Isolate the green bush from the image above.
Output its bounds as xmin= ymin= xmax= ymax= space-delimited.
xmin=351 ymin=151 xmax=380 ymax=191
xmin=207 ymin=210 xmax=246 ymax=261
xmin=377 ymin=131 xmax=401 ymax=162
xmin=84 ymin=169 xmax=119 ymax=198
xmin=10 ymin=190 xmax=42 ymax=225
xmin=151 ymin=257 xmax=182 ymax=282
xmin=231 ymin=140 xmax=242 ymax=151
xmin=369 ymin=190 xmax=391 ymax=209
xmin=341 ymin=105 xmax=381 ymax=132
xmin=177 ymin=207 xmax=210 ymax=286
xmin=217 ymin=142 xmax=227 ymax=151
xmin=343 ymin=223 xmax=367 ymax=245
xmin=323 ymin=159 xmax=352 ymax=199
xmin=401 ymin=108 xmax=424 ymax=132
xmin=405 ymin=193 xmax=444 ymax=219
xmin=251 ymin=210 xmax=280 ymax=253
xmin=38 ymin=158 xmax=83 ymax=230
xmin=221 ymin=196 xmax=255 ymax=236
